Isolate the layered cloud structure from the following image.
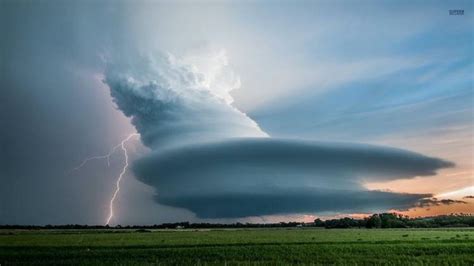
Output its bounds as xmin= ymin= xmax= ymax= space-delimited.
xmin=104 ymin=51 xmax=267 ymax=150
xmin=104 ymin=51 xmax=453 ymax=218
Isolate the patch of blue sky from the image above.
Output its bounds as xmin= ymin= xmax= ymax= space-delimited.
xmin=252 ymin=56 xmax=472 ymax=141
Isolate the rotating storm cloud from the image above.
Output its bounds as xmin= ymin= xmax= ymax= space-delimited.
xmin=78 ymin=50 xmax=454 ymax=221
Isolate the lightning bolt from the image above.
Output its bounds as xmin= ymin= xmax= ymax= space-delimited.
xmin=105 ymin=133 xmax=138 ymax=225
xmin=71 ymin=133 xmax=139 ymax=225
xmin=69 ymin=145 xmax=119 ymax=173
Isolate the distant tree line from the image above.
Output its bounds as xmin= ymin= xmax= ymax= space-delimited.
xmin=1 ymin=213 xmax=472 ymax=230
xmin=315 ymin=213 xmax=474 ymax=229
xmin=0 ymin=222 xmax=303 ymax=230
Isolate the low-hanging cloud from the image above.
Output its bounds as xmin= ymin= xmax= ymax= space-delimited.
xmin=104 ymin=51 xmax=454 ymax=219
xmin=415 ymin=198 xmax=467 ymax=208
xmin=134 ymin=138 xmax=452 ymax=218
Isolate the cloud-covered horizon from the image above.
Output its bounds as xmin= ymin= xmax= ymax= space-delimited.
xmin=104 ymin=52 xmax=454 ymax=218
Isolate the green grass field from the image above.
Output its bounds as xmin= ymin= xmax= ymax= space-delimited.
xmin=1 ymin=228 xmax=473 ymax=265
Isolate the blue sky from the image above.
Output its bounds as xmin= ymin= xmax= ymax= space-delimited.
xmin=239 ymin=1 xmax=473 ymax=201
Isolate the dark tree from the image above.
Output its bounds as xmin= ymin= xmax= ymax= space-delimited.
xmin=366 ymin=214 xmax=382 ymax=228
xmin=313 ymin=218 xmax=325 ymax=227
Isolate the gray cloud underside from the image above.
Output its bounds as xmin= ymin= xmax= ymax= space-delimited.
xmin=133 ymin=138 xmax=452 ymax=218
xmin=158 ymin=188 xmax=431 ymax=219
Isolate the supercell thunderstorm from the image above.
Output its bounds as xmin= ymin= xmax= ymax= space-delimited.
xmin=78 ymin=49 xmax=454 ymax=222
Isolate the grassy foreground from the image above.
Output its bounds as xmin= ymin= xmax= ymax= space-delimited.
xmin=1 ymin=228 xmax=473 ymax=265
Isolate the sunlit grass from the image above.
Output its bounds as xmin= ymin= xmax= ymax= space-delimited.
xmin=1 ymin=228 xmax=473 ymax=265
